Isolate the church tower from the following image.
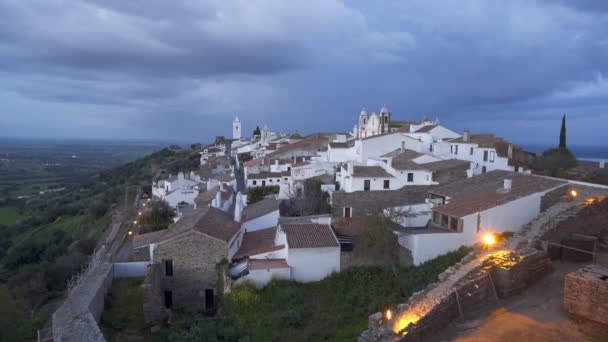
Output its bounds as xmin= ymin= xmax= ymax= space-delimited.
xmin=380 ymin=104 xmax=391 ymax=133
xmin=232 ymin=116 xmax=241 ymax=140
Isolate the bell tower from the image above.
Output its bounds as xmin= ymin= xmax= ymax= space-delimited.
xmin=232 ymin=116 xmax=241 ymax=140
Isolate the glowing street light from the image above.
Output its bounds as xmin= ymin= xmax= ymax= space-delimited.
xmin=133 ymin=220 xmax=138 ymax=225
xmin=128 ymin=230 xmax=133 ymax=236
xmin=570 ymin=189 xmax=578 ymax=198
xmin=483 ymin=233 xmax=496 ymax=247
xmin=385 ymin=309 xmax=392 ymax=321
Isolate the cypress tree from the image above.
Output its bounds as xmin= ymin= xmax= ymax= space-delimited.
xmin=253 ymin=126 xmax=261 ymax=137
xmin=559 ymin=114 xmax=566 ymax=149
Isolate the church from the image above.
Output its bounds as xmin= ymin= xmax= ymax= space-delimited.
xmin=352 ymin=104 xmax=391 ymax=138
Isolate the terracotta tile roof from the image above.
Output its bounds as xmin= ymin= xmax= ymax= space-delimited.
xmin=232 ymin=227 xmax=284 ymax=259
xmin=243 ymin=198 xmax=280 ymax=221
xmin=194 ymin=186 xmax=218 ymax=207
xmin=329 ymin=141 xmax=353 ymax=148
xmin=352 ymin=166 xmax=394 ymax=178
xmin=214 ymin=172 xmax=235 ymax=183
xmin=267 ymin=133 xmax=333 ymax=157
xmin=243 ymin=157 xmax=264 ymax=167
xmin=415 ymin=125 xmax=438 ymax=133
xmin=392 ymin=159 xmax=427 ymax=171
xmin=431 ymin=170 xmax=566 ymax=218
xmin=220 ymin=186 xmax=234 ymax=202
xmin=422 ymin=159 xmax=470 ymax=172
xmin=382 ymin=149 xmax=423 ymax=159
xmin=249 ymin=258 xmax=289 ymax=270
xmin=248 ymin=172 xmax=283 ymax=180
xmin=280 ymin=223 xmax=339 ymax=249
xmin=133 ymin=206 xmax=240 ymax=248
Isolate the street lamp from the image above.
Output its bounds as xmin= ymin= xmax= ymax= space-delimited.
xmin=483 ymin=233 xmax=496 ymax=249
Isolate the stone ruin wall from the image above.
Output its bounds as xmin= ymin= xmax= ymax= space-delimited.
xmin=564 ymin=265 xmax=608 ymax=325
xmin=360 ymin=250 xmax=552 ymax=342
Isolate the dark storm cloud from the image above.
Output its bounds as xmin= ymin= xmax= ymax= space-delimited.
xmin=0 ymin=0 xmax=607 ymax=145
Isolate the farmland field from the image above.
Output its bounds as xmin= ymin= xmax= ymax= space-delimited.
xmin=0 ymin=207 xmax=23 ymax=225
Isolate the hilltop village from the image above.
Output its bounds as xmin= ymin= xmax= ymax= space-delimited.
xmin=50 ymin=106 xmax=608 ymax=342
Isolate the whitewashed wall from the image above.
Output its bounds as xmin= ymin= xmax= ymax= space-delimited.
xmin=288 ymin=247 xmax=340 ymax=282
xmin=113 ymin=262 xmax=151 ymax=278
xmin=242 ymin=210 xmax=280 ymax=232
xmin=234 ymin=267 xmax=291 ymax=288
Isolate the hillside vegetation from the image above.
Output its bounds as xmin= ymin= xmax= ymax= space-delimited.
xmin=0 ymin=146 xmax=201 ymax=341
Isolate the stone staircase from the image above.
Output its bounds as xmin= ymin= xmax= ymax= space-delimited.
xmin=509 ymin=201 xmax=582 ymax=250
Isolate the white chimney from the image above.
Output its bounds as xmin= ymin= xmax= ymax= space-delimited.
xmin=508 ymin=144 xmax=513 ymax=159
xmin=600 ymin=160 xmax=605 ymax=169
xmin=504 ymin=179 xmax=512 ymax=191
xmin=214 ymin=191 xmax=221 ymax=208
xmin=347 ymin=162 xmax=354 ymax=175
xmin=463 ymin=130 xmax=470 ymax=142
xmin=178 ymin=172 xmax=184 ymax=180
xmin=234 ymin=192 xmax=242 ymax=222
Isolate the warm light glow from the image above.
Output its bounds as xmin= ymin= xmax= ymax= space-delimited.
xmin=128 ymin=230 xmax=133 ymax=236
xmin=386 ymin=309 xmax=392 ymax=321
xmin=392 ymin=312 xmax=422 ymax=334
xmin=133 ymin=220 xmax=138 ymax=225
xmin=570 ymin=190 xmax=578 ymax=197
xmin=483 ymin=233 xmax=496 ymax=246
xmin=138 ymin=212 xmax=142 ymax=216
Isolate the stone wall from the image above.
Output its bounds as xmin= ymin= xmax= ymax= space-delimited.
xmin=540 ymin=185 xmax=568 ymax=212
xmin=142 ymin=263 xmax=170 ymax=325
xmin=131 ymin=246 xmax=151 ymax=261
xmin=564 ymin=265 xmax=608 ymax=325
xmin=153 ymin=231 xmax=228 ymax=312
xmin=52 ymin=259 xmax=114 ymax=342
xmin=432 ymin=164 xmax=469 ymax=184
xmin=332 ymin=185 xmax=432 ymax=217
xmin=488 ymin=250 xmax=551 ymax=297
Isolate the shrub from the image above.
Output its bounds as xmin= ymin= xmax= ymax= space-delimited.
xmin=247 ymin=185 xmax=279 ymax=204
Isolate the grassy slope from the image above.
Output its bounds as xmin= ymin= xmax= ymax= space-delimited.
xmin=0 ymin=207 xmax=23 ymax=225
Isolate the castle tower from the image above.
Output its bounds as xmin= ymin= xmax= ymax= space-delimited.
xmin=232 ymin=116 xmax=241 ymax=140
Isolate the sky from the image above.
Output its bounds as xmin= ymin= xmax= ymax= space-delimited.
xmin=0 ymin=0 xmax=607 ymax=146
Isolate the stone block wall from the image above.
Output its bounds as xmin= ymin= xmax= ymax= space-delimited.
xmin=142 ymin=263 xmax=170 ymax=325
xmin=489 ymin=251 xmax=550 ymax=297
xmin=564 ymin=265 xmax=608 ymax=325
xmin=131 ymin=246 xmax=151 ymax=262
xmin=540 ymin=185 xmax=568 ymax=212
xmin=331 ymin=185 xmax=432 ymax=217
xmin=153 ymin=231 xmax=228 ymax=312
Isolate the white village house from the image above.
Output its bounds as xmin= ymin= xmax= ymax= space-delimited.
xmin=395 ymin=170 xmax=566 ymax=265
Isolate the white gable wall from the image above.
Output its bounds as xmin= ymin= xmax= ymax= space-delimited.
xmin=287 ymin=247 xmax=340 ymax=282
xmin=242 ymin=210 xmax=280 ymax=232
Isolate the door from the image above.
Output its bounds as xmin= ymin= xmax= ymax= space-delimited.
xmin=164 ymin=291 xmax=173 ymax=308
xmin=364 ymin=179 xmax=370 ymax=191
xmin=205 ymin=289 xmax=215 ymax=310
xmin=344 ymin=207 xmax=351 ymax=218
xmin=262 ymin=180 xmax=266 ymax=186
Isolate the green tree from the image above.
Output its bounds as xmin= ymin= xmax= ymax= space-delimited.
xmin=139 ymin=201 xmax=176 ymax=233
xmin=253 ymin=126 xmax=261 ymax=137
xmin=559 ymin=113 xmax=567 ymax=149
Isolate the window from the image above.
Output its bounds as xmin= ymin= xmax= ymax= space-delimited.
xmin=383 ymin=180 xmax=390 ymax=189
xmin=515 ymin=166 xmax=519 ymax=172
xmin=164 ymin=291 xmax=173 ymax=308
xmin=489 ymin=151 xmax=495 ymax=162
xmin=205 ymin=289 xmax=215 ymax=310
xmin=407 ymin=173 xmax=414 ymax=182
xmin=455 ymin=145 xmax=459 ymax=154
xmin=164 ymin=259 xmax=173 ymax=276
xmin=277 ymin=178 xmax=281 ymax=182
xmin=476 ymin=213 xmax=481 ymax=233
xmin=483 ymin=150 xmax=488 ymax=162
xmin=433 ymin=211 xmax=440 ymax=223
xmin=451 ymin=145 xmax=453 ymax=154
xmin=482 ymin=166 xmax=487 ymax=174
xmin=430 ymin=144 xmax=434 ymax=152
xmin=441 ymin=214 xmax=449 ymax=226
xmin=344 ymin=207 xmax=352 ymax=218
xmin=252 ymin=180 xmax=257 ymax=186
xmin=470 ymin=147 xmax=474 ymax=155
xmin=262 ymin=180 xmax=266 ymax=186
xmin=364 ymin=180 xmax=371 ymax=191
xmin=449 ymin=217 xmax=458 ymax=231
